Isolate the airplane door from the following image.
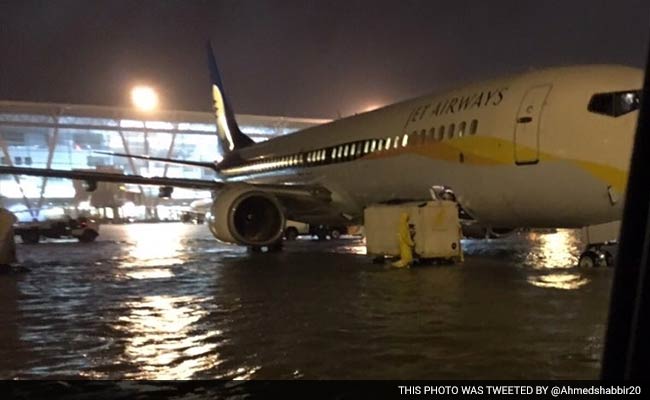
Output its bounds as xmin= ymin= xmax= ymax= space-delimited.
xmin=514 ymin=84 xmax=551 ymax=165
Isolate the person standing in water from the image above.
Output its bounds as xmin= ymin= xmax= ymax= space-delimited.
xmin=392 ymin=213 xmax=415 ymax=268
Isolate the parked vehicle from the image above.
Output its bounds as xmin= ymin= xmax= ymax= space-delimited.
xmin=283 ymin=221 xmax=310 ymax=240
xmin=283 ymin=221 xmax=347 ymax=241
xmin=14 ymin=217 xmax=100 ymax=244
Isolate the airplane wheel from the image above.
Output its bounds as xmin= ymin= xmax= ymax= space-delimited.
xmin=578 ymin=250 xmax=601 ymax=268
xmin=285 ymin=227 xmax=299 ymax=241
xmin=330 ymin=228 xmax=341 ymax=240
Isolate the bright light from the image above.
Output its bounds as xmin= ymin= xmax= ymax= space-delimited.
xmin=131 ymin=86 xmax=159 ymax=111
xmin=361 ymin=103 xmax=383 ymax=113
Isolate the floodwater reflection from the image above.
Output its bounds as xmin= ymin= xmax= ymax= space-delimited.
xmin=337 ymin=236 xmax=367 ymax=255
xmin=117 ymin=224 xmax=194 ymax=279
xmin=122 ymin=224 xmax=191 ymax=267
xmin=7 ymin=223 xmax=613 ymax=380
xmin=117 ymin=295 xmax=221 ymax=379
xmin=525 ymin=230 xmax=589 ymax=290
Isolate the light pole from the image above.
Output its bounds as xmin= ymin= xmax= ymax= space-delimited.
xmin=130 ymin=85 xmax=159 ymax=220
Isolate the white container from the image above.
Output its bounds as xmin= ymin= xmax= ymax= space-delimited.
xmin=364 ymin=201 xmax=462 ymax=261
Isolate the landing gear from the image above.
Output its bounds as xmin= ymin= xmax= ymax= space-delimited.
xmin=311 ymin=225 xmax=345 ymax=241
xmin=578 ymin=244 xmax=615 ymax=268
xmin=284 ymin=227 xmax=299 ymax=241
xmin=20 ymin=230 xmax=40 ymax=244
xmin=313 ymin=225 xmax=329 ymax=241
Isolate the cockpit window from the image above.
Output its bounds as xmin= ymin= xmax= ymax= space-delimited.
xmin=588 ymin=90 xmax=641 ymax=117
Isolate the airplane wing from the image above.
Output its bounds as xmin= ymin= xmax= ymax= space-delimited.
xmin=93 ymin=151 xmax=219 ymax=171
xmin=0 ymin=165 xmax=220 ymax=190
xmin=0 ymin=165 xmax=331 ymax=200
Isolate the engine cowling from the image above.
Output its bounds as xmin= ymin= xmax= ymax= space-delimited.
xmin=207 ymin=185 xmax=286 ymax=246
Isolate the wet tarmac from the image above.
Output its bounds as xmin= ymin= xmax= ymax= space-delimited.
xmin=0 ymin=223 xmax=612 ymax=379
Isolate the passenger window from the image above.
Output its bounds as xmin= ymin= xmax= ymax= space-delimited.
xmin=331 ymin=148 xmax=337 ymax=159
xmin=350 ymin=144 xmax=356 ymax=156
xmin=394 ymin=136 xmax=399 ymax=149
xmin=385 ymin=137 xmax=391 ymax=149
xmin=371 ymin=140 xmax=377 ymax=152
xmin=402 ymin=134 xmax=408 ymax=147
xmin=448 ymin=123 xmax=455 ymax=139
xmin=428 ymin=127 xmax=435 ymax=142
xmin=364 ymin=141 xmax=370 ymax=153
xmin=438 ymin=125 xmax=445 ymax=141
xmin=458 ymin=121 xmax=466 ymax=137
xmin=470 ymin=119 xmax=478 ymax=135
xmin=344 ymin=145 xmax=349 ymax=157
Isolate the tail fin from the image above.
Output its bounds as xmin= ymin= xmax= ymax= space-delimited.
xmin=207 ymin=42 xmax=255 ymax=156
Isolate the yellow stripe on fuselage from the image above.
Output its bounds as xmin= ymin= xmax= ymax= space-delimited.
xmin=361 ymin=136 xmax=628 ymax=193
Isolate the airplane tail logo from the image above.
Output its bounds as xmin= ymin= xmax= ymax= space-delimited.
xmin=207 ymin=42 xmax=254 ymax=156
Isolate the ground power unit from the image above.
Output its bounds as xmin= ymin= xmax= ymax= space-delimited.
xmin=364 ymin=200 xmax=463 ymax=263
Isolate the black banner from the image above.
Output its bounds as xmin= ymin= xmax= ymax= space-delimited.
xmin=2 ymin=381 xmax=648 ymax=400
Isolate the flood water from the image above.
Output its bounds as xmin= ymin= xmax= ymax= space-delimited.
xmin=0 ymin=223 xmax=613 ymax=380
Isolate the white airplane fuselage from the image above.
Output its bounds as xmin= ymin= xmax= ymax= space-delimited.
xmin=219 ymin=65 xmax=642 ymax=229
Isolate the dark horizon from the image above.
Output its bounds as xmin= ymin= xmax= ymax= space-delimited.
xmin=1 ymin=0 xmax=649 ymax=119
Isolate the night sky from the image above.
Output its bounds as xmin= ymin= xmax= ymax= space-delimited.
xmin=1 ymin=0 xmax=649 ymax=118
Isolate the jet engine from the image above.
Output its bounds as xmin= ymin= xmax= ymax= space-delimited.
xmin=207 ymin=185 xmax=286 ymax=246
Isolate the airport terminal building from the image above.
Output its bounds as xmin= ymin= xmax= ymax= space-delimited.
xmin=0 ymin=100 xmax=328 ymax=221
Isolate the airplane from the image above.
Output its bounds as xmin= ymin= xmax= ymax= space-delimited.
xmin=0 ymin=44 xmax=644 ymax=266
